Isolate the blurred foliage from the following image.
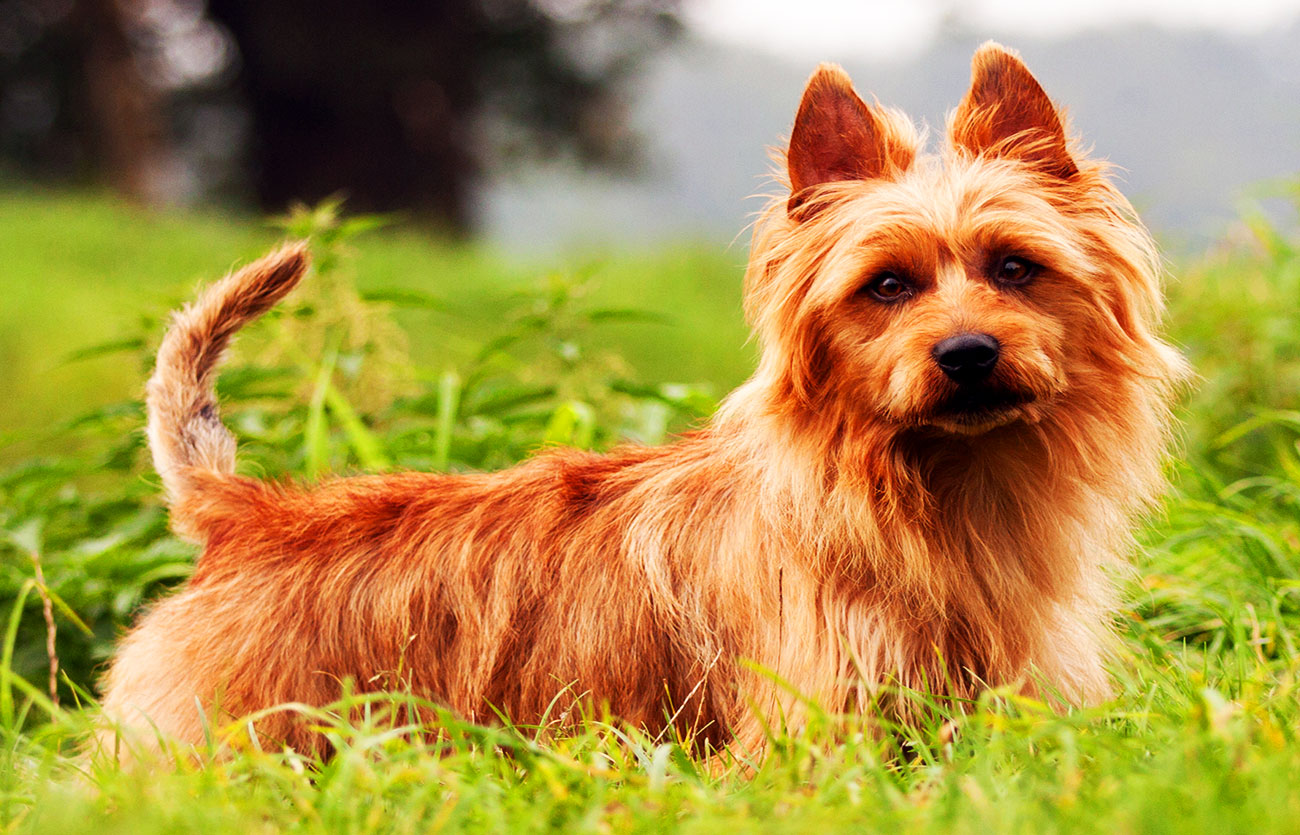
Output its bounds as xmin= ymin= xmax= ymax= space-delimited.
xmin=1170 ymin=175 xmax=1300 ymax=473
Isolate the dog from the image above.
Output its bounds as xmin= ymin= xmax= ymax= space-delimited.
xmin=99 ymin=42 xmax=1186 ymax=762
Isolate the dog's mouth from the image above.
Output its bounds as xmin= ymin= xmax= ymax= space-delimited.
xmin=926 ymin=386 xmax=1036 ymax=434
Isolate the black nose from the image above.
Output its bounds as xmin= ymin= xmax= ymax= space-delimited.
xmin=933 ymin=333 xmax=1000 ymax=384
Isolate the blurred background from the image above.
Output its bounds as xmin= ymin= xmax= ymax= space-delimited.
xmin=1 ymin=0 xmax=1299 ymax=439
xmin=1 ymin=0 xmax=1298 ymax=249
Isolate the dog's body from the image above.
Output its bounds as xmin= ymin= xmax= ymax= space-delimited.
xmin=101 ymin=44 xmax=1185 ymax=760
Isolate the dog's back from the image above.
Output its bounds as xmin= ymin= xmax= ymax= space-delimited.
xmin=107 ymin=276 xmax=749 ymax=755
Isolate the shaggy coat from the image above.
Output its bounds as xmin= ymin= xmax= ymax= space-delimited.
xmin=100 ymin=43 xmax=1186 ymax=761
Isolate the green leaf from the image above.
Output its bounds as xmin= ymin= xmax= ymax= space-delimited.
xmin=338 ymin=214 xmax=399 ymax=238
xmin=360 ymin=288 xmax=446 ymax=310
xmin=40 ymin=585 xmax=93 ymax=637
xmin=62 ymin=337 xmax=146 ymax=363
xmin=584 ymin=308 xmax=671 ymax=325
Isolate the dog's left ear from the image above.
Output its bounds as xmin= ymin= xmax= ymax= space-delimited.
xmin=950 ymin=42 xmax=1078 ymax=178
xmin=786 ymin=64 xmax=914 ymax=215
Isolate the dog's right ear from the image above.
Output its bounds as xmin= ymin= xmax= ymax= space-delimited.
xmin=786 ymin=64 xmax=912 ymax=216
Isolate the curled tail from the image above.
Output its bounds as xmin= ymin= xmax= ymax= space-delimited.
xmin=147 ymin=243 xmax=310 ymax=513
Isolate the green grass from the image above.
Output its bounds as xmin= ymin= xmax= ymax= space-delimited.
xmin=1 ymin=186 xmax=1300 ymax=833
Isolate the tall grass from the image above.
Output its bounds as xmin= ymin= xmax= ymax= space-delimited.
xmin=0 ymin=189 xmax=1299 ymax=832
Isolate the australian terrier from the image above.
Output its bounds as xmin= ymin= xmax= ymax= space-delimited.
xmin=100 ymin=43 xmax=1186 ymax=762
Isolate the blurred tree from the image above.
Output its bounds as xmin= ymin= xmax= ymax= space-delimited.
xmin=0 ymin=0 xmax=241 ymax=204
xmin=0 ymin=0 xmax=680 ymax=231
xmin=1 ymin=0 xmax=157 ymax=202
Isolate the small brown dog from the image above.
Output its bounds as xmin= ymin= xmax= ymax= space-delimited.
xmin=101 ymin=43 xmax=1185 ymax=761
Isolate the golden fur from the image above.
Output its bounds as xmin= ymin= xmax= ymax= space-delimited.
xmin=99 ymin=43 xmax=1187 ymax=763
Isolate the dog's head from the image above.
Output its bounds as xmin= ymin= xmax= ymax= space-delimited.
xmin=744 ymin=43 xmax=1186 ymax=440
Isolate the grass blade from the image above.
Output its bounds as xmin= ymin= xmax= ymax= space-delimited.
xmin=433 ymin=370 xmax=460 ymax=472
xmin=324 ymin=382 xmax=391 ymax=472
xmin=304 ymin=345 xmax=339 ymax=479
xmin=1 ymin=579 xmax=35 ymax=730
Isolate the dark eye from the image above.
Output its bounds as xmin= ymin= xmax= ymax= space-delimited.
xmin=995 ymin=256 xmax=1038 ymax=286
xmin=864 ymin=272 xmax=911 ymax=303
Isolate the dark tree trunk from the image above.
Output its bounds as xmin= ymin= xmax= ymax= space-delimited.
xmin=206 ymin=0 xmax=480 ymax=233
xmin=76 ymin=0 xmax=170 ymax=203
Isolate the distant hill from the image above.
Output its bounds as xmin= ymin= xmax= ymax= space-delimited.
xmin=482 ymin=24 xmax=1300 ymax=255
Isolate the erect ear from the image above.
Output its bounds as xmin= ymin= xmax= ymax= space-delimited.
xmin=950 ymin=42 xmax=1078 ymax=178
xmin=786 ymin=64 xmax=912 ymax=215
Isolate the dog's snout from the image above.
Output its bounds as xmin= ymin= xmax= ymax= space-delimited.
xmin=933 ymin=333 xmax=1001 ymax=384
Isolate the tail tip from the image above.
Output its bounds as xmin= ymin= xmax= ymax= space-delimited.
xmin=267 ymin=239 xmax=312 ymax=286
xmin=237 ymin=240 xmax=311 ymax=308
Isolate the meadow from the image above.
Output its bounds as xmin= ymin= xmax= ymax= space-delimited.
xmin=1 ymin=184 xmax=1299 ymax=833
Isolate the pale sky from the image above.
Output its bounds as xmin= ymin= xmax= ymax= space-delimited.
xmin=687 ymin=0 xmax=1300 ymax=61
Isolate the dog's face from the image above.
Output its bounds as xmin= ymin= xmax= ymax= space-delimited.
xmin=746 ymin=44 xmax=1175 ymax=439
